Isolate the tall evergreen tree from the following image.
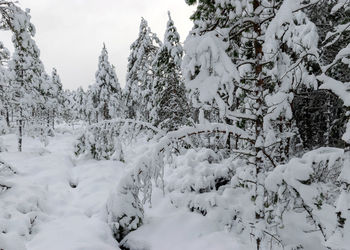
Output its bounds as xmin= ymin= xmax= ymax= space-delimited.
xmin=0 ymin=41 xmax=10 ymax=127
xmin=2 ymin=4 xmax=47 ymax=151
xmin=48 ymin=68 xmax=63 ymax=129
xmin=183 ymin=0 xmax=320 ymax=248
xmin=151 ymin=12 xmax=190 ymax=131
xmin=91 ymin=44 xmax=122 ymax=122
xmin=73 ymin=86 xmax=87 ymax=121
xmin=124 ymin=18 xmax=161 ymax=121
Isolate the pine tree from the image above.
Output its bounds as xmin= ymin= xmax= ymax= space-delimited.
xmin=85 ymin=86 xmax=95 ymax=124
xmin=2 ymin=4 xmax=47 ymax=151
xmin=307 ymin=1 xmax=350 ymax=243
xmin=73 ymin=86 xmax=87 ymax=121
xmin=183 ymin=0 xmax=320 ymax=248
xmin=124 ymin=18 xmax=161 ymax=121
xmin=290 ymin=0 xmax=350 ymax=150
xmin=91 ymin=44 xmax=122 ymax=122
xmin=151 ymin=12 xmax=190 ymax=131
xmin=307 ymin=0 xmax=350 ymax=82
xmin=0 ymin=41 xmax=10 ymax=128
xmin=61 ymin=89 xmax=75 ymax=124
xmin=39 ymin=68 xmax=64 ymax=130
xmin=107 ymin=65 xmax=123 ymax=119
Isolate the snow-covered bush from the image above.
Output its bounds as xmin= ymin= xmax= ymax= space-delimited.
xmin=25 ymin=121 xmax=51 ymax=146
xmin=265 ymin=147 xmax=347 ymax=249
xmin=124 ymin=120 xmax=350 ymax=249
xmin=0 ymin=119 xmax=9 ymax=135
xmin=74 ymin=119 xmax=163 ymax=160
xmin=106 ymin=175 xmax=144 ymax=242
xmin=0 ymin=158 xmax=15 ymax=192
xmin=0 ymin=158 xmax=15 ymax=176
xmin=166 ymin=148 xmax=232 ymax=193
xmin=166 ymin=148 xmax=240 ymax=216
xmin=74 ymin=125 xmax=117 ymax=160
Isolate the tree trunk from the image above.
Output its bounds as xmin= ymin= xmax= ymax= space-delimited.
xmin=52 ymin=110 xmax=55 ymax=129
xmin=47 ymin=110 xmax=50 ymax=128
xmin=5 ymin=107 xmax=10 ymax=127
xmin=18 ymin=108 xmax=23 ymax=152
xmin=252 ymin=1 xmax=265 ymax=248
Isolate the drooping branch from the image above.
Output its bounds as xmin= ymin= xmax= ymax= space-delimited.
xmin=88 ymin=118 xmax=166 ymax=136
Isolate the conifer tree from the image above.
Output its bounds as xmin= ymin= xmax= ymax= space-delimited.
xmin=91 ymin=44 xmax=122 ymax=122
xmin=85 ymin=86 xmax=95 ymax=124
xmin=124 ymin=18 xmax=161 ymax=121
xmin=183 ymin=0 xmax=320 ymax=248
xmin=45 ymin=68 xmax=63 ymax=129
xmin=73 ymin=86 xmax=87 ymax=121
xmin=107 ymin=65 xmax=123 ymax=119
xmin=0 ymin=41 xmax=10 ymax=127
xmin=2 ymin=3 xmax=47 ymax=151
xmin=151 ymin=12 xmax=190 ymax=131
xmin=61 ymin=89 xmax=75 ymax=124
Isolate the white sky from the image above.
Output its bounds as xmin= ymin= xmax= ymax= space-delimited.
xmin=0 ymin=0 xmax=195 ymax=90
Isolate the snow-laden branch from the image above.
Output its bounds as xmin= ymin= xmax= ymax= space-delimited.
xmin=323 ymin=23 xmax=350 ymax=48
xmin=225 ymin=110 xmax=257 ymax=121
xmin=154 ymin=123 xmax=253 ymax=152
xmin=322 ymin=43 xmax=350 ymax=73
xmin=318 ymin=74 xmax=350 ymax=107
xmin=127 ymin=122 xmax=254 ymax=205
xmin=88 ymin=118 xmax=166 ymax=136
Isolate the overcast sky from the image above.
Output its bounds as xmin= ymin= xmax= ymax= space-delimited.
xmin=0 ymin=0 xmax=195 ymax=90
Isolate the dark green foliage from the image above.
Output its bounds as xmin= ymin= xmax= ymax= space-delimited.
xmin=151 ymin=13 xmax=190 ymax=131
xmin=293 ymin=89 xmax=347 ymax=150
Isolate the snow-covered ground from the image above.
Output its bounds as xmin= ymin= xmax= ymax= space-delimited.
xmin=0 ymin=127 xmax=252 ymax=250
xmin=0 ymin=130 xmax=123 ymax=250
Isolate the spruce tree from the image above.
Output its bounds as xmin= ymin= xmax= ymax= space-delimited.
xmin=124 ymin=18 xmax=161 ymax=121
xmin=50 ymin=68 xmax=63 ymax=128
xmin=73 ymin=86 xmax=87 ymax=121
xmin=151 ymin=12 xmax=190 ymax=131
xmin=0 ymin=41 xmax=10 ymax=127
xmin=183 ymin=0 xmax=320 ymax=248
xmin=2 ymin=4 xmax=47 ymax=151
xmin=91 ymin=44 xmax=122 ymax=121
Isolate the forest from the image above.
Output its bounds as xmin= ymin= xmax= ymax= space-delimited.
xmin=0 ymin=0 xmax=350 ymax=250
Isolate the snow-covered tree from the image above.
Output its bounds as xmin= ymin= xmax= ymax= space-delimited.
xmin=0 ymin=41 xmax=10 ymax=127
xmin=1 ymin=3 xmax=47 ymax=151
xmin=61 ymin=89 xmax=76 ymax=124
xmin=124 ymin=18 xmax=161 ymax=121
xmin=313 ymin=0 xmax=350 ymax=148
xmin=183 ymin=0 xmax=321 ymax=248
xmin=73 ymin=86 xmax=87 ymax=121
xmin=49 ymin=68 xmax=63 ymax=128
xmin=85 ymin=85 xmax=95 ymax=124
xmin=289 ymin=0 xmax=350 ymax=150
xmin=107 ymin=174 xmax=144 ymax=243
xmin=151 ymin=12 xmax=190 ymax=131
xmin=108 ymin=65 xmax=123 ymax=119
xmin=90 ymin=44 xmax=122 ymax=122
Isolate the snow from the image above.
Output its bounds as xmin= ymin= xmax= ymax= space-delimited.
xmin=0 ymin=129 xmax=123 ymax=250
xmin=123 ymin=189 xmax=252 ymax=250
xmin=318 ymin=74 xmax=350 ymax=107
xmin=2 ymin=1 xmax=350 ymax=249
xmin=182 ymin=31 xmax=240 ymax=120
xmin=0 ymin=125 xmax=252 ymax=250
xmin=331 ymin=0 xmax=349 ymax=14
